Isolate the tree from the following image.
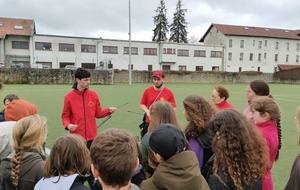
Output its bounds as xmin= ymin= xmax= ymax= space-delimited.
xmin=188 ymin=35 xmax=199 ymax=44
xmin=152 ymin=0 xmax=169 ymax=42
xmin=169 ymin=0 xmax=188 ymax=43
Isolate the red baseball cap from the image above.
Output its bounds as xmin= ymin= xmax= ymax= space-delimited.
xmin=152 ymin=70 xmax=164 ymax=79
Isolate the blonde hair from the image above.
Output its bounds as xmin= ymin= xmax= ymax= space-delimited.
xmin=11 ymin=114 xmax=48 ymax=187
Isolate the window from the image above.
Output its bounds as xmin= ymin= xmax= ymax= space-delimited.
xmin=265 ymin=40 xmax=267 ymax=47
xmin=296 ymin=55 xmax=299 ymax=63
xmin=194 ymin=50 xmax=205 ymax=57
xmin=81 ymin=45 xmax=96 ymax=52
xmin=178 ymin=65 xmax=186 ymax=71
xmin=240 ymin=40 xmax=244 ymax=48
xmin=12 ymin=41 xmax=29 ymax=49
xmin=287 ymin=43 xmax=289 ymax=50
xmin=297 ymin=43 xmax=300 ymax=51
xmin=253 ymin=40 xmax=255 ymax=46
xmin=286 ymin=54 xmax=289 ymax=62
xmin=163 ymin=48 xmax=175 ymax=54
xmin=212 ymin=66 xmax=219 ymax=71
xmin=258 ymin=41 xmax=262 ymax=49
xmin=275 ymin=54 xmax=278 ymax=62
xmin=249 ymin=53 xmax=253 ymax=61
xmin=162 ymin=65 xmax=170 ymax=70
xmin=177 ymin=49 xmax=189 ymax=56
xmin=211 ymin=51 xmax=222 ymax=57
xmin=264 ymin=53 xmax=267 ymax=59
xmin=275 ymin=42 xmax=279 ymax=50
xmin=195 ymin=66 xmax=203 ymax=71
xmin=229 ymin=39 xmax=233 ymax=47
xmin=103 ymin=46 xmax=118 ymax=54
xmin=35 ymin=42 xmax=52 ymax=50
xmin=228 ymin=52 xmax=232 ymax=61
xmin=144 ymin=48 xmax=157 ymax=55
xmin=240 ymin=53 xmax=243 ymax=61
xmin=124 ymin=47 xmax=138 ymax=55
xmin=59 ymin=43 xmax=74 ymax=51
xmin=258 ymin=53 xmax=261 ymax=61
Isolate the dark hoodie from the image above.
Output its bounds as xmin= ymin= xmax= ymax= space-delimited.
xmin=0 ymin=151 xmax=45 ymax=190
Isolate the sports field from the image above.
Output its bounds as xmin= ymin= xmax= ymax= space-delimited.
xmin=1 ymin=83 xmax=299 ymax=189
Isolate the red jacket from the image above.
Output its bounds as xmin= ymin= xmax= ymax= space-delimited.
xmin=62 ymin=89 xmax=111 ymax=141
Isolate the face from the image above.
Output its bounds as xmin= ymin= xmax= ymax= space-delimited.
xmin=153 ymin=77 xmax=163 ymax=88
xmin=251 ymin=110 xmax=269 ymax=124
xmin=4 ymin=99 xmax=10 ymax=108
xmin=76 ymin=78 xmax=91 ymax=91
xmin=245 ymin=85 xmax=257 ymax=102
xmin=211 ymin=89 xmax=225 ymax=104
xmin=182 ymin=106 xmax=191 ymax=121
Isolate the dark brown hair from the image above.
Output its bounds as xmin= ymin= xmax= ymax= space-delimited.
xmin=208 ymin=109 xmax=269 ymax=190
xmin=90 ymin=128 xmax=138 ymax=188
xmin=249 ymin=80 xmax=272 ymax=97
xmin=183 ymin=95 xmax=216 ymax=138
xmin=43 ymin=134 xmax=91 ymax=179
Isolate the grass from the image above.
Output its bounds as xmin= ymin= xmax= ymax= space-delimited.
xmin=1 ymin=83 xmax=299 ymax=189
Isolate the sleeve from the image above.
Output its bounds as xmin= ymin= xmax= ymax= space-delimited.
xmin=94 ymin=94 xmax=111 ymax=118
xmin=285 ymin=154 xmax=300 ymax=190
xmin=189 ymin=138 xmax=204 ymax=168
xmin=61 ymin=96 xmax=72 ymax=129
xmin=168 ymin=90 xmax=176 ymax=108
xmin=140 ymin=88 xmax=148 ymax=106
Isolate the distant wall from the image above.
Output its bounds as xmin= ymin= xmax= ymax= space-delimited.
xmin=0 ymin=68 xmax=298 ymax=84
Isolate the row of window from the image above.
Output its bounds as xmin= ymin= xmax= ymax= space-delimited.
xmin=11 ymin=41 xmax=222 ymax=57
xmin=228 ymin=52 xmax=299 ymax=62
xmin=229 ymin=39 xmax=300 ymax=51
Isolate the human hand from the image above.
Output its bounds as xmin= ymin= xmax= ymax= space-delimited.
xmin=67 ymin=124 xmax=78 ymax=131
xmin=109 ymin=107 xmax=117 ymax=114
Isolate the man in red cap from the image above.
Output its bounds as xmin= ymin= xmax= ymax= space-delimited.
xmin=139 ymin=70 xmax=176 ymax=137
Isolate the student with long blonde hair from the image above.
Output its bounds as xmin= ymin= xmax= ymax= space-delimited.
xmin=0 ymin=114 xmax=47 ymax=190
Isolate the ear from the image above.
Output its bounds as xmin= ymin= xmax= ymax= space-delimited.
xmin=91 ymin=164 xmax=99 ymax=179
xmin=134 ymin=157 xmax=139 ymax=171
xmin=154 ymin=153 xmax=164 ymax=163
xmin=220 ymin=97 xmax=226 ymax=101
xmin=75 ymin=78 xmax=80 ymax=83
xmin=262 ymin=112 xmax=270 ymax=120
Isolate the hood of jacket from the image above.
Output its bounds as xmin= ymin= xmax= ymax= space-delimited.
xmin=0 ymin=151 xmax=45 ymax=183
xmin=141 ymin=150 xmax=210 ymax=190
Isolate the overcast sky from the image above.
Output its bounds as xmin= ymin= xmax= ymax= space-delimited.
xmin=1 ymin=0 xmax=299 ymax=42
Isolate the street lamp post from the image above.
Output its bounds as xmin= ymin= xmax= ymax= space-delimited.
xmin=128 ymin=0 xmax=132 ymax=85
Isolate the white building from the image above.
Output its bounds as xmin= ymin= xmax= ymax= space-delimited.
xmin=1 ymin=17 xmax=300 ymax=73
xmin=200 ymin=23 xmax=300 ymax=73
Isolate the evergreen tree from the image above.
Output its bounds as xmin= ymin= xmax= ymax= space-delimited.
xmin=169 ymin=0 xmax=188 ymax=43
xmin=152 ymin=0 xmax=168 ymax=42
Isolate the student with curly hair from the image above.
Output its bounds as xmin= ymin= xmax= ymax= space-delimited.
xmin=207 ymin=109 xmax=269 ymax=190
xmin=243 ymin=79 xmax=272 ymax=121
xmin=251 ymin=96 xmax=281 ymax=190
xmin=35 ymin=134 xmax=91 ymax=190
xmin=211 ymin=85 xmax=234 ymax=110
xmin=141 ymin=101 xmax=180 ymax=177
xmin=0 ymin=115 xmax=47 ymax=190
xmin=182 ymin=95 xmax=216 ymax=178
xmin=285 ymin=106 xmax=300 ymax=190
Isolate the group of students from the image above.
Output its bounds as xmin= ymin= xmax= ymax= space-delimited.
xmin=0 ymin=68 xmax=299 ymax=190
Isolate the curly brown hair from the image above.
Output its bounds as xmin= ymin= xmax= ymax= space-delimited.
xmin=183 ymin=95 xmax=216 ymax=138
xmin=214 ymin=85 xmax=230 ymax=100
xmin=208 ymin=109 xmax=269 ymax=190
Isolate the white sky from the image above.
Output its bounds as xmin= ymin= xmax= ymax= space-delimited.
xmin=1 ymin=0 xmax=299 ymax=42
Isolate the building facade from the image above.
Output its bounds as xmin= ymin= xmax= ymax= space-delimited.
xmin=1 ymin=17 xmax=300 ymax=73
